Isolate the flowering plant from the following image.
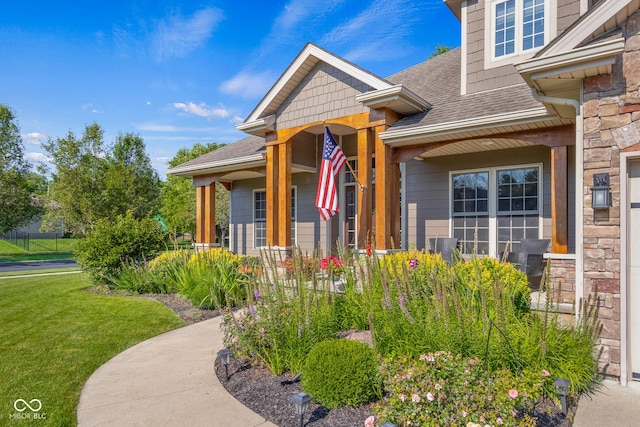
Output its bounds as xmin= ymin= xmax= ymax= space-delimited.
xmin=376 ymin=352 xmax=543 ymax=426
xmin=319 ymin=256 xmax=345 ymax=275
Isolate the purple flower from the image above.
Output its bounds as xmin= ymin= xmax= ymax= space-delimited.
xmin=254 ymin=289 xmax=260 ymax=301
xmin=249 ymin=304 xmax=256 ymax=316
xmin=409 ymin=258 xmax=419 ymax=268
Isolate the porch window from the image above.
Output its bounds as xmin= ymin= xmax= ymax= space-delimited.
xmin=452 ymin=171 xmax=490 ymax=254
xmin=253 ymin=187 xmax=297 ymax=248
xmin=490 ymin=0 xmax=549 ymax=61
xmin=451 ymin=165 xmax=541 ymax=256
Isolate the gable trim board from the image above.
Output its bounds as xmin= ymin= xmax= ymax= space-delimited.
xmin=540 ymin=0 xmax=640 ymax=56
xmin=241 ymin=43 xmax=395 ymax=126
xmin=168 ymin=154 xmax=265 ymax=177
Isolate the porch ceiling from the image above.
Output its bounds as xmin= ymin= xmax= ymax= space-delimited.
xmin=414 ymin=137 xmax=536 ymax=159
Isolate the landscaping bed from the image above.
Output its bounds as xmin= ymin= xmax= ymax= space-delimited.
xmin=215 ymin=356 xmax=574 ymax=427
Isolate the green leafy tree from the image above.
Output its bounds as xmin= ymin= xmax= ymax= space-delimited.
xmin=0 ymin=104 xmax=43 ymax=233
xmin=103 ymin=132 xmax=161 ymax=218
xmin=43 ymin=123 xmax=161 ymax=235
xmin=429 ymin=44 xmax=452 ymax=58
xmin=161 ymin=143 xmax=229 ymax=246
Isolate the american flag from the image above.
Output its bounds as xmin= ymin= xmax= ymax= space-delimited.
xmin=315 ymin=127 xmax=347 ymax=220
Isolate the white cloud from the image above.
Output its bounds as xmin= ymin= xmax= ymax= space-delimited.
xmin=172 ymin=102 xmax=230 ymax=119
xmin=136 ymin=122 xmax=223 ymax=133
xmin=24 ymin=152 xmax=52 ymax=163
xmin=155 ymin=156 xmax=171 ymax=163
xmin=146 ymin=101 xmax=152 ymax=105
xmin=231 ymin=115 xmax=244 ymax=124
xmin=152 ymin=7 xmax=223 ymax=61
xmin=319 ymin=0 xmax=421 ymax=62
xmin=220 ymin=71 xmax=275 ymax=99
xmin=22 ymin=132 xmax=48 ymax=145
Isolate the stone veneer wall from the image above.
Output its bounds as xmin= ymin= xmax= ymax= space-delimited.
xmin=546 ymin=256 xmax=576 ymax=305
xmin=581 ymin=10 xmax=640 ymax=379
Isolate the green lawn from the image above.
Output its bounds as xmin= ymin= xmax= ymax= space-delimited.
xmin=0 ymin=274 xmax=185 ymax=426
xmin=0 ymin=238 xmax=76 ymax=255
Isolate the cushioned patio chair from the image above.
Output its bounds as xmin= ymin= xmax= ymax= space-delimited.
xmin=429 ymin=237 xmax=460 ymax=264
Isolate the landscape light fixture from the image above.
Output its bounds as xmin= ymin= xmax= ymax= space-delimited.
xmin=380 ymin=422 xmax=397 ymax=427
xmin=553 ymin=377 xmax=570 ymax=415
xmin=591 ymin=173 xmax=611 ymax=209
xmin=291 ymin=391 xmax=312 ymax=427
xmin=217 ymin=348 xmax=232 ymax=381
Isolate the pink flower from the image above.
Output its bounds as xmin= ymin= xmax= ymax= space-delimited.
xmin=364 ymin=415 xmax=375 ymax=427
xmin=496 ymin=417 xmax=504 ymax=425
xmin=542 ymin=369 xmax=551 ymax=377
xmin=399 ymin=393 xmax=407 ymax=402
xmin=420 ymin=353 xmax=435 ymax=362
xmin=509 ymin=389 xmax=518 ymax=399
xmin=434 ymin=383 xmax=442 ymax=390
xmin=411 ymin=393 xmax=421 ymax=403
xmin=427 ymin=392 xmax=435 ymax=401
xmin=480 ymin=415 xmax=485 ymax=423
xmin=461 ymin=410 xmax=468 ymax=418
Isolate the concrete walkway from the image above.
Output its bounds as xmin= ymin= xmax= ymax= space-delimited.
xmin=77 ymin=317 xmax=277 ymax=427
xmin=77 ymin=315 xmax=640 ymax=427
xmin=573 ymin=380 xmax=640 ymax=427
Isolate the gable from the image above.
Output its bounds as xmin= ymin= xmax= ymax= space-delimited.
xmin=276 ymin=62 xmax=374 ymax=130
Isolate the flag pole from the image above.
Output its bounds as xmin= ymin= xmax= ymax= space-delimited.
xmin=324 ymin=124 xmax=365 ymax=191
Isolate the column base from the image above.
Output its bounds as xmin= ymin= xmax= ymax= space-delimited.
xmin=193 ymin=242 xmax=220 ymax=253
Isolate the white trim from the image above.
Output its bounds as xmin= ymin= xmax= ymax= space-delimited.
xmin=542 ymin=0 xmax=634 ymax=57
xmin=400 ymin=162 xmax=407 ymax=250
xmin=461 ymin=1 xmax=468 ymax=95
xmin=620 ymin=152 xmax=640 ymax=386
xmin=379 ymin=107 xmax=550 ymax=145
xmin=252 ymin=187 xmax=297 ymax=250
xmin=449 ymin=163 xmax=544 ymax=258
xmin=167 ymin=154 xmax=264 ymax=176
xmin=516 ymin=38 xmax=625 ymax=77
xmin=355 ymin=84 xmax=431 ymax=113
xmin=580 ymin=0 xmax=588 ymax=15
xmin=484 ymin=0 xmax=557 ymax=70
xmin=575 ymin=89 xmax=584 ymax=322
xmin=244 ymin=43 xmax=392 ymax=124
xmin=253 ymin=188 xmax=267 ymax=250
xmin=543 ymin=252 xmax=576 ymax=260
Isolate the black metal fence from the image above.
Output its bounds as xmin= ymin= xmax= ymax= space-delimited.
xmin=0 ymin=231 xmax=73 ymax=253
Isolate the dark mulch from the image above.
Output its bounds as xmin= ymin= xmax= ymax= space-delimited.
xmin=215 ymin=357 xmax=575 ymax=427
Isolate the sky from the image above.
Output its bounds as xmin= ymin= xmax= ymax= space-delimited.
xmin=1 ymin=0 xmax=460 ymax=178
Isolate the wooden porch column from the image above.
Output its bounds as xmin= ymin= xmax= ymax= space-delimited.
xmin=374 ymin=124 xmax=395 ymax=250
xmin=195 ymin=186 xmax=205 ymax=243
xmin=203 ymin=183 xmax=216 ymax=244
xmin=277 ymin=140 xmax=292 ymax=248
xmin=266 ymin=144 xmax=279 ymax=246
xmin=357 ymin=127 xmax=373 ymax=246
xmin=551 ymin=146 xmax=568 ymax=253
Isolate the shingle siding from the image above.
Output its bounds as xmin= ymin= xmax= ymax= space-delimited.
xmin=277 ymin=62 xmax=372 ymax=129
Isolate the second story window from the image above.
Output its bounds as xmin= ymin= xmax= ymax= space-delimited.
xmin=492 ymin=0 xmax=548 ymax=60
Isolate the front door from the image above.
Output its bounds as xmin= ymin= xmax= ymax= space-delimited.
xmin=629 ymin=159 xmax=640 ymax=381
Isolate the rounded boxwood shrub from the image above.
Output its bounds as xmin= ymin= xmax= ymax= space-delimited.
xmin=301 ymin=338 xmax=380 ymax=409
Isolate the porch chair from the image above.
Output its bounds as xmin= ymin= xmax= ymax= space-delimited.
xmin=505 ymin=238 xmax=550 ymax=291
xmin=429 ymin=237 xmax=460 ymax=264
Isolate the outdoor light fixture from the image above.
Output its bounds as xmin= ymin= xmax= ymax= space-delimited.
xmin=291 ymin=391 xmax=312 ymax=427
xmin=553 ymin=377 xmax=570 ymax=415
xmin=217 ymin=348 xmax=232 ymax=381
xmin=591 ymin=173 xmax=611 ymax=209
xmin=380 ymin=422 xmax=398 ymax=427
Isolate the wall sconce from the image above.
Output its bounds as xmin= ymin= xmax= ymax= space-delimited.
xmin=291 ymin=392 xmax=312 ymax=427
xmin=380 ymin=422 xmax=398 ymax=427
xmin=591 ymin=173 xmax=611 ymax=209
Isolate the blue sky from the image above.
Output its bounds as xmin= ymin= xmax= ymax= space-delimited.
xmin=1 ymin=0 xmax=460 ymax=178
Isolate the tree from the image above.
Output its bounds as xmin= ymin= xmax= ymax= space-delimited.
xmin=0 ymin=104 xmax=43 ymax=233
xmin=161 ymin=142 xmax=229 ymax=245
xmin=429 ymin=45 xmax=452 ymax=58
xmin=103 ymin=132 xmax=161 ymax=218
xmin=42 ymin=123 xmax=161 ymax=235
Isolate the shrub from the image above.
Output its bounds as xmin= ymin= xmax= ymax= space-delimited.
xmin=112 ymin=249 xmax=191 ymax=294
xmin=172 ymin=248 xmax=247 ymax=309
xmin=302 ymin=339 xmax=381 ymax=409
xmin=376 ymin=352 xmax=544 ymax=426
xmin=74 ymin=212 xmax=167 ymax=283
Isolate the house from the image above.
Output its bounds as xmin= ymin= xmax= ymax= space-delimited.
xmin=167 ymin=0 xmax=640 ymax=385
